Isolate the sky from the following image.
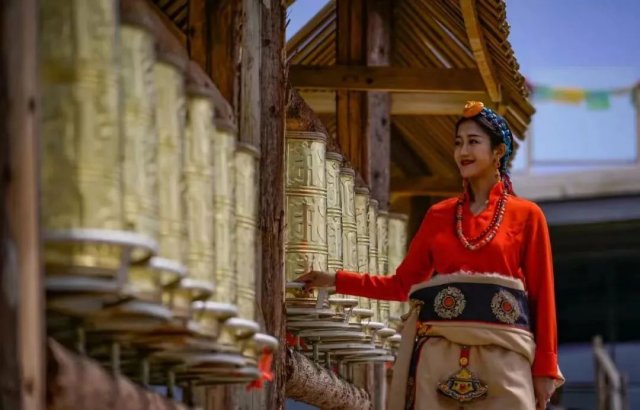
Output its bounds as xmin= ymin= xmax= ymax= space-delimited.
xmin=286 ymin=0 xmax=640 ymax=174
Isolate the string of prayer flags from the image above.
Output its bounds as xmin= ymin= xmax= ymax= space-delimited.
xmin=528 ymin=81 xmax=639 ymax=110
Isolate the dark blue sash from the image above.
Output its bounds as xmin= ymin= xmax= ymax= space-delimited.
xmin=410 ymin=281 xmax=531 ymax=330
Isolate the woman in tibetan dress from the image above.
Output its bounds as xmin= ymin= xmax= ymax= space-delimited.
xmin=297 ymin=101 xmax=564 ymax=410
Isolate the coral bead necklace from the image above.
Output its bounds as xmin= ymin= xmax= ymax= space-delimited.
xmin=456 ymin=187 xmax=509 ymax=251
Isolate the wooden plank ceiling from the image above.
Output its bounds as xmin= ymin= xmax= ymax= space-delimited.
xmin=287 ymin=0 xmax=535 ymax=199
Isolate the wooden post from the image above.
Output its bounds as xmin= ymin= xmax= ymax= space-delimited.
xmin=336 ymin=0 xmax=366 ymax=176
xmin=239 ymin=0 xmax=262 ymax=148
xmin=259 ymin=0 xmax=287 ymax=409
xmin=365 ymin=0 xmax=391 ymax=212
xmin=1 ymin=0 xmax=44 ymax=409
xmin=364 ymin=2 xmax=391 ymax=407
xmin=187 ymin=0 xmax=208 ymax=69
xmin=209 ymin=0 xmax=242 ymax=109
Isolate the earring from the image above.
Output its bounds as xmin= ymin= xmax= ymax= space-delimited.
xmin=495 ymin=161 xmax=501 ymax=180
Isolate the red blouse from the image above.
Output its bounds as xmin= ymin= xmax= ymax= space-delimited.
xmin=336 ymin=181 xmax=560 ymax=379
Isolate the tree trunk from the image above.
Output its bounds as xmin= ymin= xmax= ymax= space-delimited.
xmin=285 ymin=349 xmax=372 ymax=410
xmin=47 ymin=340 xmax=187 ymax=410
xmin=1 ymin=0 xmax=44 ymax=408
xmin=259 ymin=1 xmax=287 ymax=409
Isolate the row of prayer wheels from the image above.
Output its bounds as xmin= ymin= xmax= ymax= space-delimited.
xmin=283 ymin=130 xmax=409 ymax=375
xmin=41 ymin=0 xmax=276 ymax=390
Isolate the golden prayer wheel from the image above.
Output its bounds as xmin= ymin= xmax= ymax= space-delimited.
xmin=364 ymin=198 xmax=388 ymax=346
xmin=376 ymin=211 xmax=391 ymax=326
xmin=40 ymin=0 xmax=156 ymax=306
xmin=325 ymin=152 xmax=344 ymax=273
xmin=284 ymin=131 xmax=330 ymax=315
xmin=324 ymin=152 xmax=358 ymax=315
xmin=388 ymin=213 xmax=409 ymax=327
xmin=234 ymin=143 xmax=260 ymax=322
xmin=152 ymin=40 xmax=214 ymax=320
xmin=119 ymin=7 xmax=190 ymax=306
xmin=339 ymin=168 xmax=358 ymax=274
xmin=184 ymin=61 xmax=217 ymax=296
xmin=354 ymin=187 xmax=373 ymax=318
xmin=211 ymin=92 xmax=238 ymax=307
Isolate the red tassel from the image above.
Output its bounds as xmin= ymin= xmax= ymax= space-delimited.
xmin=247 ymin=348 xmax=274 ymax=391
xmin=285 ymin=332 xmax=307 ymax=350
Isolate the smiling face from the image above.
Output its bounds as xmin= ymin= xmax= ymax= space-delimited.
xmin=454 ymin=119 xmax=505 ymax=180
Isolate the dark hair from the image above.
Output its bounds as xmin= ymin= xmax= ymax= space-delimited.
xmin=455 ymin=116 xmax=504 ymax=150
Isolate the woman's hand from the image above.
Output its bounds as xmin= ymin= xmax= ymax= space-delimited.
xmin=533 ymin=377 xmax=556 ymax=410
xmin=295 ymin=270 xmax=336 ymax=291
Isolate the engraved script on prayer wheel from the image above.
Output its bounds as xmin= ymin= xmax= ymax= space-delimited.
xmin=377 ymin=211 xmax=390 ymax=324
xmin=388 ymin=213 xmax=409 ymax=324
xmin=40 ymin=0 xmax=156 ymax=275
xmin=285 ymin=131 xmax=328 ymax=283
xmin=368 ymin=199 xmax=381 ymax=322
xmin=354 ymin=186 xmax=372 ymax=312
xmin=234 ymin=144 xmax=260 ymax=321
xmin=325 ymin=152 xmax=344 ymax=274
xmin=212 ymin=98 xmax=237 ymax=305
xmin=339 ymin=168 xmax=358 ymax=273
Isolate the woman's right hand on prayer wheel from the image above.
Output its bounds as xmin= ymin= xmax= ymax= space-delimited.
xmin=295 ymin=271 xmax=336 ymax=291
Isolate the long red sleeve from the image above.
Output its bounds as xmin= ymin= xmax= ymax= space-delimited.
xmin=522 ymin=205 xmax=560 ymax=379
xmin=335 ymin=211 xmax=434 ymax=301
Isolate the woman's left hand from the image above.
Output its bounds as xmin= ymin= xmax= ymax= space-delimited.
xmin=533 ymin=377 xmax=556 ymax=410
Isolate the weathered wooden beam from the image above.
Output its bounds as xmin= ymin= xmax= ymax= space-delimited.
xmin=290 ymin=66 xmax=485 ymax=93
xmin=259 ymin=0 xmax=287 ymax=408
xmin=390 ymin=175 xmax=461 ymax=199
xmin=299 ymin=90 xmax=489 ymax=115
xmin=47 ymin=340 xmax=187 ymax=410
xmin=209 ymin=0 xmax=241 ymax=108
xmin=1 ymin=0 xmax=44 ymax=408
xmin=238 ymin=0 xmax=261 ymax=147
xmin=187 ymin=0 xmax=208 ymax=69
xmin=285 ymin=350 xmax=372 ymax=410
xmin=145 ymin=0 xmax=188 ymax=46
xmin=365 ymin=0 xmax=392 ymax=215
xmin=460 ymin=0 xmax=501 ymax=102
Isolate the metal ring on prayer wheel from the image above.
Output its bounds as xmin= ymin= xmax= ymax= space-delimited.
xmin=284 ymin=131 xmax=329 ymax=315
xmin=163 ymin=277 xmax=215 ymax=321
xmin=40 ymin=0 xmax=156 ymax=303
xmin=191 ymin=300 xmax=238 ymax=340
xmin=217 ymin=318 xmax=261 ymax=353
xmin=243 ymin=333 xmax=279 ymax=361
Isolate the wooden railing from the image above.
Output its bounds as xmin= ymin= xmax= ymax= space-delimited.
xmin=593 ymin=335 xmax=628 ymax=410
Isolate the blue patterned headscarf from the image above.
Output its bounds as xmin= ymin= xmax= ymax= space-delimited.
xmin=461 ymin=101 xmax=515 ymax=194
